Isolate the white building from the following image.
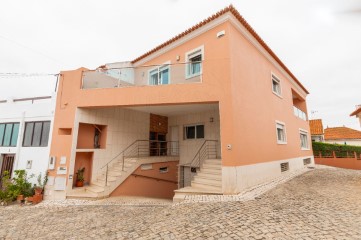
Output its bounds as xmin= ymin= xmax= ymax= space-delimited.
xmin=0 ymin=95 xmax=56 ymax=184
xmin=324 ymin=126 xmax=361 ymax=146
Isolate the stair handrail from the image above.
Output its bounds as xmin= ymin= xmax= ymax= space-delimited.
xmin=185 ymin=139 xmax=218 ymax=168
xmin=98 ymin=139 xmax=179 ymax=187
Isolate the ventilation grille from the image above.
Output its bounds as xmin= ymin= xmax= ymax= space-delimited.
xmin=280 ymin=162 xmax=289 ymax=172
xmin=303 ymin=158 xmax=311 ymax=165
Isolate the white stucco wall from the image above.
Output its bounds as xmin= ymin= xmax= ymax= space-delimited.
xmin=168 ymin=109 xmax=221 ymax=165
xmin=0 ymin=96 xmax=56 ymax=184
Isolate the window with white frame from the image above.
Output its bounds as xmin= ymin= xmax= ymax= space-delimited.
xmin=300 ymin=130 xmax=309 ymax=149
xmin=186 ymin=47 xmax=203 ymax=78
xmin=276 ymin=122 xmax=287 ymax=144
xmin=272 ymin=74 xmax=282 ymax=96
xmin=184 ymin=124 xmax=204 ymax=140
xmin=149 ymin=64 xmax=170 ymax=85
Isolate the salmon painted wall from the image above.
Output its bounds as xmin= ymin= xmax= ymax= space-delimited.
xmin=49 ymin=17 xmax=311 ymax=185
xmin=221 ymin=21 xmax=312 ymax=167
xmin=315 ymin=157 xmax=361 ymax=170
xmin=74 ymin=152 xmax=93 ymax=185
xmin=110 ymin=161 xmax=178 ymax=199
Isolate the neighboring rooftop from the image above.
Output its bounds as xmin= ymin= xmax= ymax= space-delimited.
xmin=309 ymin=119 xmax=324 ymax=135
xmin=130 ymin=5 xmax=309 ymax=94
xmin=324 ymin=127 xmax=361 ymax=140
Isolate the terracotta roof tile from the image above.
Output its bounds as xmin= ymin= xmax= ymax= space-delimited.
xmin=131 ymin=5 xmax=309 ymax=94
xmin=324 ymin=127 xmax=361 ymax=140
xmin=309 ymin=119 xmax=324 ymax=135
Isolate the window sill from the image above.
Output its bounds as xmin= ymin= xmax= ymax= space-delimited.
xmin=272 ymin=91 xmax=283 ymax=99
xmin=301 ymin=148 xmax=310 ymax=151
xmin=277 ymin=141 xmax=287 ymax=145
xmin=185 ymin=73 xmax=201 ymax=80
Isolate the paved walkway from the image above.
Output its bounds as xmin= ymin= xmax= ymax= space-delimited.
xmin=1 ymin=166 xmax=361 ymax=239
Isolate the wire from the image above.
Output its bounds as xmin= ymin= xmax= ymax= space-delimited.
xmin=0 ymin=35 xmax=64 ymax=65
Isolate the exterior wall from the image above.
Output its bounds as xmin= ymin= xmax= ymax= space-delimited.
xmin=49 ymin=14 xmax=312 ymax=196
xmin=168 ymin=109 xmax=220 ymax=165
xmin=0 ymin=96 xmax=55 ymax=184
xmin=315 ymin=157 xmax=361 ymax=170
xmin=110 ymin=161 xmax=178 ymax=199
xmin=324 ymin=139 xmax=361 ymax=146
xmin=222 ymin=156 xmax=314 ymax=193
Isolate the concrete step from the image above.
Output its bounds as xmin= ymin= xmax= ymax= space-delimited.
xmin=92 ymin=180 xmax=111 ymax=187
xmin=192 ymin=177 xmax=222 ymax=187
xmin=173 ymin=186 xmax=222 ymax=202
xmin=203 ymin=159 xmax=222 ymax=165
xmin=97 ymin=175 xmax=117 ymax=182
xmin=191 ymin=181 xmax=222 ymax=191
xmin=200 ymin=168 xmax=221 ymax=174
xmin=107 ymin=170 xmax=122 ymax=177
xmin=196 ymin=172 xmax=222 ymax=180
xmin=202 ymin=163 xmax=222 ymax=170
xmin=86 ymin=185 xmax=105 ymax=194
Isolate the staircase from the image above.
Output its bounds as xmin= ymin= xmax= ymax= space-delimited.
xmin=173 ymin=140 xmax=222 ymax=202
xmin=67 ymin=140 xmax=179 ymax=199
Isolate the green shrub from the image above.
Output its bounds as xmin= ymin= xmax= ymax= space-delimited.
xmin=312 ymin=142 xmax=361 ymax=157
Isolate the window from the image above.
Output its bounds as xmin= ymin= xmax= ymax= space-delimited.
xmin=272 ymin=74 xmax=282 ymax=96
xmin=184 ymin=124 xmax=204 ymax=140
xmin=149 ymin=64 xmax=170 ymax=85
xmin=303 ymin=158 xmax=311 ymax=165
xmin=186 ymin=47 xmax=203 ymax=78
xmin=300 ymin=130 xmax=309 ymax=149
xmin=276 ymin=121 xmax=287 ymax=144
xmin=0 ymin=123 xmax=20 ymax=147
xmin=23 ymin=121 xmax=51 ymax=147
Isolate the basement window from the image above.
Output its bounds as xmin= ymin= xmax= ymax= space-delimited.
xmin=159 ymin=167 xmax=168 ymax=173
xmin=303 ymin=158 xmax=311 ymax=165
xmin=280 ymin=162 xmax=289 ymax=172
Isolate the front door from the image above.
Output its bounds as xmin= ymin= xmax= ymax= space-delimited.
xmin=0 ymin=154 xmax=15 ymax=184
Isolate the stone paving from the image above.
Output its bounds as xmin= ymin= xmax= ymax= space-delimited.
xmin=1 ymin=166 xmax=361 ymax=239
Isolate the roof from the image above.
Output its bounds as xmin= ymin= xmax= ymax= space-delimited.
xmin=131 ymin=5 xmax=309 ymax=94
xmin=309 ymin=119 xmax=324 ymax=135
xmin=324 ymin=127 xmax=361 ymax=140
xmin=350 ymin=106 xmax=361 ymax=116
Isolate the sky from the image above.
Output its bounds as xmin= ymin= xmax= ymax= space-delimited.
xmin=0 ymin=0 xmax=360 ymax=129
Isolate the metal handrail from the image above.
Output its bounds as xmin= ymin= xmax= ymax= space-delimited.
xmin=185 ymin=140 xmax=218 ymax=168
xmin=99 ymin=140 xmax=179 ymax=187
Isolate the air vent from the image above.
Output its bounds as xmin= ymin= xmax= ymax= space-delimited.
xmin=159 ymin=167 xmax=168 ymax=173
xmin=280 ymin=162 xmax=289 ymax=172
xmin=303 ymin=158 xmax=311 ymax=165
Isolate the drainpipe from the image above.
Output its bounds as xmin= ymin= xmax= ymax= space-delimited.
xmin=14 ymin=111 xmax=25 ymax=171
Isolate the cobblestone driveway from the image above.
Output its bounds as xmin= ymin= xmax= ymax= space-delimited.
xmin=1 ymin=167 xmax=361 ymax=239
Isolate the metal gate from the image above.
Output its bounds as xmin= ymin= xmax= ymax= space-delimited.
xmin=0 ymin=154 xmax=15 ymax=180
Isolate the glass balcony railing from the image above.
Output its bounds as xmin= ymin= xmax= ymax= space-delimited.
xmin=81 ymin=61 xmax=203 ymax=89
xmin=293 ymin=106 xmax=307 ymax=121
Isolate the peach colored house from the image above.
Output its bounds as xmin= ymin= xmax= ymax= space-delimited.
xmin=45 ymin=5 xmax=313 ymax=201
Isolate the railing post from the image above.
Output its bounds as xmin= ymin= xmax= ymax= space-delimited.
xmin=332 ymin=151 xmax=336 ymax=159
xmin=122 ymin=155 xmax=125 ymax=171
xmin=354 ymin=151 xmax=357 ymax=159
xmin=105 ymin=164 xmax=108 ymax=187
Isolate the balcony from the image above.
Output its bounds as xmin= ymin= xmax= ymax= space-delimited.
xmin=293 ymin=106 xmax=307 ymax=121
xmin=81 ymin=61 xmax=203 ymax=89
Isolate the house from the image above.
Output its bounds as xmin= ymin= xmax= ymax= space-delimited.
xmin=309 ymin=119 xmax=324 ymax=142
xmin=350 ymin=105 xmax=361 ymax=128
xmin=45 ymin=5 xmax=313 ymax=201
xmin=0 ymin=95 xmax=56 ymax=185
xmin=324 ymin=126 xmax=361 ymax=146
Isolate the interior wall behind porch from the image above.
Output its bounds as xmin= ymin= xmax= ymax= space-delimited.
xmin=77 ymin=108 xmax=150 ymax=181
xmin=168 ymin=109 xmax=220 ymax=165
